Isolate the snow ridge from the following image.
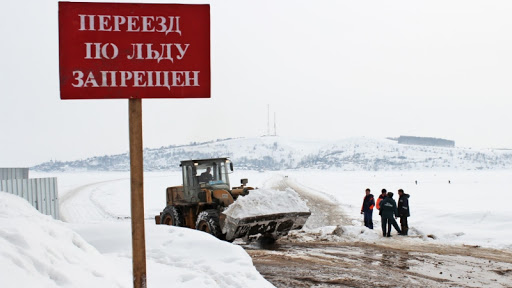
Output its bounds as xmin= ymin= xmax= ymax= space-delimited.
xmin=33 ymin=136 xmax=512 ymax=172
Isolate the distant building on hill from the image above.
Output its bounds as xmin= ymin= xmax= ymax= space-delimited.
xmin=391 ymin=136 xmax=455 ymax=147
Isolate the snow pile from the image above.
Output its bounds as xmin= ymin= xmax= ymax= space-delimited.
xmin=71 ymin=222 xmax=275 ymax=288
xmin=0 ymin=192 xmax=128 ymax=288
xmin=222 ymin=188 xmax=310 ymax=219
xmin=0 ymin=190 xmax=274 ymax=288
xmin=145 ymin=225 xmax=274 ymax=287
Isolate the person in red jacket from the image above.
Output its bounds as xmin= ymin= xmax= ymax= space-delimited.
xmin=361 ymin=188 xmax=375 ymax=229
xmin=376 ymin=189 xmax=387 ymax=212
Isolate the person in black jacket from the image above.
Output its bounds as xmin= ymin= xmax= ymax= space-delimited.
xmin=379 ymin=192 xmax=402 ymax=237
xmin=360 ymin=188 xmax=375 ymax=229
xmin=398 ymin=189 xmax=410 ymax=235
xmin=199 ymin=167 xmax=213 ymax=183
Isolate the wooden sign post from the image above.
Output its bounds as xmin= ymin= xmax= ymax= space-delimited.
xmin=58 ymin=3 xmax=210 ymax=287
xmin=129 ymin=98 xmax=146 ymax=287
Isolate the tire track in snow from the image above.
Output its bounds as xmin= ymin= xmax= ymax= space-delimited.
xmin=60 ymin=178 xmax=128 ymax=223
xmin=269 ymin=175 xmax=351 ymax=228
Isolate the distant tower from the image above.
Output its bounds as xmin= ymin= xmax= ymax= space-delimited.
xmin=267 ymin=104 xmax=270 ymax=136
xmin=273 ymin=112 xmax=277 ymax=136
xmin=265 ymin=105 xmax=277 ymax=137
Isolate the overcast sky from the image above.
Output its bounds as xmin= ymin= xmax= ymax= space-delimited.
xmin=2 ymin=0 xmax=512 ymax=167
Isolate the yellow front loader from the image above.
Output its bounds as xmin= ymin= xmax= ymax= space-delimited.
xmin=155 ymin=158 xmax=310 ymax=241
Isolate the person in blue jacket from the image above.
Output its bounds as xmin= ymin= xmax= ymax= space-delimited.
xmin=361 ymin=188 xmax=375 ymax=229
xmin=379 ymin=192 xmax=402 ymax=237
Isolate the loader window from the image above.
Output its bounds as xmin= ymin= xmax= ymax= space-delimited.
xmin=194 ymin=161 xmax=230 ymax=187
xmin=213 ymin=161 xmax=227 ymax=185
xmin=212 ymin=162 xmax=218 ymax=180
xmin=198 ymin=166 xmax=213 ymax=183
xmin=182 ymin=166 xmax=188 ymax=188
xmin=184 ymin=165 xmax=199 ymax=188
xmin=218 ymin=161 xmax=230 ymax=187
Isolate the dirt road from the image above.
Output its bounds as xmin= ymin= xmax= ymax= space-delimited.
xmin=245 ymin=239 xmax=512 ymax=288
xmin=242 ymin=177 xmax=512 ymax=288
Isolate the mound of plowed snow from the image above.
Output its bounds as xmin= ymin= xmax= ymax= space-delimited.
xmin=223 ymin=188 xmax=310 ymax=219
xmin=0 ymin=192 xmax=128 ymax=288
xmin=0 ymin=191 xmax=274 ymax=288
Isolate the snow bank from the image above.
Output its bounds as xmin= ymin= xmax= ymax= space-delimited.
xmin=222 ymin=188 xmax=310 ymax=219
xmin=0 ymin=192 xmax=129 ymax=288
xmin=146 ymin=224 xmax=274 ymax=287
xmin=0 ymin=191 xmax=274 ymax=288
xmin=71 ymin=221 xmax=275 ymax=288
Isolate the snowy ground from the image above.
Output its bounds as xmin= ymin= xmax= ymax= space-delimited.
xmin=248 ymin=172 xmax=512 ymax=287
xmin=2 ymin=169 xmax=512 ymax=287
xmin=282 ymin=170 xmax=512 ymax=250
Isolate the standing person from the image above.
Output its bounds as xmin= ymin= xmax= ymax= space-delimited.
xmin=360 ymin=188 xmax=375 ymax=229
xmin=380 ymin=192 xmax=402 ymax=237
xmin=398 ymin=189 xmax=410 ymax=235
xmin=376 ymin=189 xmax=387 ymax=212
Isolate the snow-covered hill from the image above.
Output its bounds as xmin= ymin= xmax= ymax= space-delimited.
xmin=33 ymin=137 xmax=512 ymax=172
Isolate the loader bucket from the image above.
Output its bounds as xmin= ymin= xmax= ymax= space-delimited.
xmin=220 ymin=211 xmax=311 ymax=241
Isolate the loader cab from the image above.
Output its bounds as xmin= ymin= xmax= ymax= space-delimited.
xmin=181 ymin=158 xmax=232 ymax=202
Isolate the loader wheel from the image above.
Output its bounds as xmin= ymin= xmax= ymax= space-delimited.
xmin=259 ymin=235 xmax=276 ymax=245
xmin=160 ymin=206 xmax=184 ymax=227
xmin=196 ymin=209 xmax=224 ymax=239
